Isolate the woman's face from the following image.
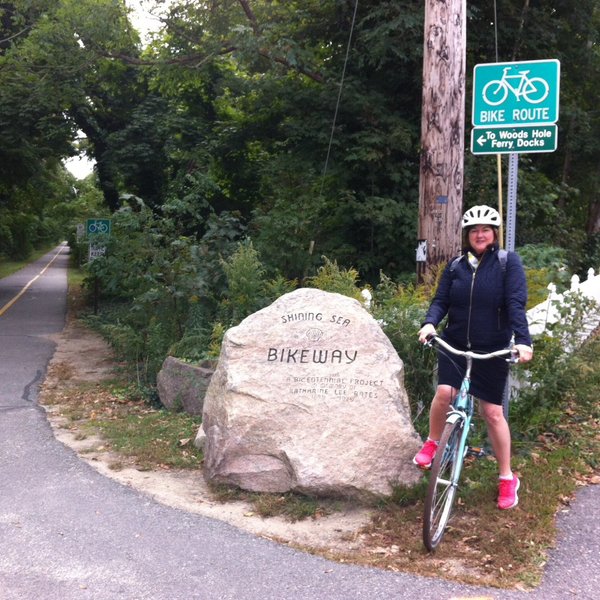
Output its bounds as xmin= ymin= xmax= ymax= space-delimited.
xmin=468 ymin=225 xmax=495 ymax=255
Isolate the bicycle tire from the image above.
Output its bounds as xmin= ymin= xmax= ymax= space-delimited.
xmin=522 ymin=77 xmax=549 ymax=104
xmin=482 ymin=80 xmax=508 ymax=106
xmin=422 ymin=418 xmax=465 ymax=551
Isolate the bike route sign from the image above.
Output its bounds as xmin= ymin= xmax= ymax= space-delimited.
xmin=471 ymin=124 xmax=557 ymax=155
xmin=86 ymin=218 xmax=112 ymax=236
xmin=472 ymin=59 xmax=560 ymax=127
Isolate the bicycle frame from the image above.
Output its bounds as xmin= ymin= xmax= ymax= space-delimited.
xmin=500 ymin=68 xmax=532 ymax=98
xmin=422 ymin=335 xmax=517 ymax=551
xmin=441 ymin=362 xmax=474 ymax=487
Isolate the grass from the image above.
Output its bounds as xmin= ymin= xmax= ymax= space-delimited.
xmin=0 ymin=244 xmax=61 ymax=279
xmin=43 ymin=378 xmax=203 ymax=471
xmin=209 ymin=485 xmax=338 ymax=522
xmin=42 ymin=277 xmax=600 ymax=590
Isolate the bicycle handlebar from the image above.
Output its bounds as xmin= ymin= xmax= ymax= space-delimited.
xmin=426 ymin=334 xmax=519 ymax=363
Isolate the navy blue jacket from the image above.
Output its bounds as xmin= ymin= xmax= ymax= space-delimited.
xmin=423 ymin=245 xmax=532 ymax=351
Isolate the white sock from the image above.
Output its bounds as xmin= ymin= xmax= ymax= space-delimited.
xmin=499 ymin=473 xmax=514 ymax=481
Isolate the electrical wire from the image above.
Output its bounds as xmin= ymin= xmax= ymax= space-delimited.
xmin=319 ymin=0 xmax=359 ymax=198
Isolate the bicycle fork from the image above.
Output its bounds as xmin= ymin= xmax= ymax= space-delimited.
xmin=438 ymin=410 xmax=471 ymax=487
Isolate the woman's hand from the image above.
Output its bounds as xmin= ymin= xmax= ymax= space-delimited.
xmin=514 ymin=344 xmax=533 ymax=363
xmin=418 ymin=323 xmax=437 ymax=344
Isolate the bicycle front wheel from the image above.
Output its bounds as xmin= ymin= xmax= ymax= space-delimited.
xmin=482 ymin=80 xmax=508 ymax=106
xmin=423 ymin=418 xmax=465 ymax=551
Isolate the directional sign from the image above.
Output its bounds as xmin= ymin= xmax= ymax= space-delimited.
xmin=88 ymin=243 xmax=107 ymax=261
xmin=472 ymin=59 xmax=560 ymax=127
xmin=86 ymin=218 xmax=111 ymax=236
xmin=471 ymin=124 xmax=557 ymax=155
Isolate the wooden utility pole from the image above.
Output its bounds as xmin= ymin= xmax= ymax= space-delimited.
xmin=417 ymin=0 xmax=466 ymax=282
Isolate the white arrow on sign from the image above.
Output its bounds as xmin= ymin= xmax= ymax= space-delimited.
xmin=477 ymin=134 xmax=486 ymax=146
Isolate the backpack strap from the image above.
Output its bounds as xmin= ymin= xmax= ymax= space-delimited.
xmin=449 ymin=255 xmax=463 ymax=272
xmin=498 ymin=248 xmax=508 ymax=273
xmin=449 ymin=249 xmax=508 ymax=273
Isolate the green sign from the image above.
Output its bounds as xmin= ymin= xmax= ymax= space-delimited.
xmin=86 ymin=218 xmax=111 ymax=236
xmin=471 ymin=125 xmax=557 ymax=155
xmin=472 ymin=60 xmax=560 ymax=127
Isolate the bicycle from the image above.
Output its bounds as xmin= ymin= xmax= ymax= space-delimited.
xmin=421 ymin=334 xmax=519 ymax=551
xmin=482 ymin=67 xmax=549 ymax=106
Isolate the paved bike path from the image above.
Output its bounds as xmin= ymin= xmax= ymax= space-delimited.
xmin=0 ymin=246 xmax=598 ymax=599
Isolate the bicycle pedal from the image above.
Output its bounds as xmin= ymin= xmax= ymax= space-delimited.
xmin=466 ymin=446 xmax=487 ymax=458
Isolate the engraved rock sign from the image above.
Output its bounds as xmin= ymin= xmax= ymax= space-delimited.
xmin=198 ymin=288 xmax=422 ymax=498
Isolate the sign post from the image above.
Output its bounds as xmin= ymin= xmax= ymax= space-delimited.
xmin=471 ymin=59 xmax=560 ymax=419
xmin=470 ymin=59 xmax=561 ymax=245
xmin=85 ymin=218 xmax=111 ymax=263
xmin=85 ymin=218 xmax=112 ymax=314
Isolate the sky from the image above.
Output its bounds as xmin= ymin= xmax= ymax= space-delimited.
xmin=65 ymin=1 xmax=166 ymax=179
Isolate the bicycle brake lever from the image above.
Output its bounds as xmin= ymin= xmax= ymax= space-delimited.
xmin=507 ymin=349 xmax=520 ymax=364
xmin=424 ymin=333 xmax=437 ymax=347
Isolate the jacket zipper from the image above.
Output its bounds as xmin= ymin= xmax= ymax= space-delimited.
xmin=465 ymin=255 xmax=483 ymax=349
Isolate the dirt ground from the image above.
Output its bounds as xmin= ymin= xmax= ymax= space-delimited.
xmin=39 ymin=317 xmax=373 ymax=556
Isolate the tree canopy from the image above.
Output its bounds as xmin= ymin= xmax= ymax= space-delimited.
xmin=1 ymin=0 xmax=599 ymax=271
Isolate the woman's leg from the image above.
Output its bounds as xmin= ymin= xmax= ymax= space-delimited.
xmin=428 ymin=385 xmax=456 ymax=439
xmin=414 ymin=385 xmax=456 ymax=468
xmin=479 ymin=400 xmax=512 ymax=477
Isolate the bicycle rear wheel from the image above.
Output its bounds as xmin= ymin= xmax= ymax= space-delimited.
xmin=423 ymin=418 xmax=465 ymax=551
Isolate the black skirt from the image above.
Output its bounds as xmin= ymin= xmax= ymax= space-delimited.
xmin=436 ymin=345 xmax=509 ymax=406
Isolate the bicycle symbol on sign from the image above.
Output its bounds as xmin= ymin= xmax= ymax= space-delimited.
xmin=87 ymin=220 xmax=109 ymax=234
xmin=482 ymin=67 xmax=549 ymax=106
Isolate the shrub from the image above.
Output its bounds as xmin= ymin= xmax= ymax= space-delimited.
xmin=511 ymin=288 xmax=599 ymax=439
xmin=305 ymin=256 xmax=363 ymax=300
xmin=371 ymin=273 xmax=436 ymax=434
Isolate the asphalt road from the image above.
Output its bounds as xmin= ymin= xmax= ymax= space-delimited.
xmin=0 ymin=245 xmax=598 ymax=600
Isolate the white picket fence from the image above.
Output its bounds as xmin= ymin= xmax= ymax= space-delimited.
xmin=526 ymin=267 xmax=600 ymax=349
xmin=506 ymin=268 xmax=599 ymax=405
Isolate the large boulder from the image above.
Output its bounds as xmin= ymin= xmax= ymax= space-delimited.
xmin=157 ymin=357 xmax=215 ymax=416
xmin=198 ymin=288 xmax=422 ymax=499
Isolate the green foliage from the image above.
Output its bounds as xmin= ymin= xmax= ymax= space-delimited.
xmin=370 ymin=273 xmax=435 ymax=433
xmin=219 ymin=239 xmax=268 ymax=325
xmin=511 ymin=290 xmax=599 ymax=438
xmin=3 ymin=0 xmax=600 ymax=280
xmin=305 ymin=257 xmax=363 ymax=300
xmin=4 ymin=0 xmax=600 ymax=419
xmin=519 ymin=244 xmax=568 ymax=271
xmin=84 ymin=215 xmax=296 ymax=388
xmin=519 ymin=245 xmax=575 ymax=307
xmin=582 ymin=234 xmax=600 ymax=275
xmin=207 ymin=322 xmax=226 ymax=360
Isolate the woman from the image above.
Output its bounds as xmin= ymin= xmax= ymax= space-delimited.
xmin=414 ymin=205 xmax=533 ymax=510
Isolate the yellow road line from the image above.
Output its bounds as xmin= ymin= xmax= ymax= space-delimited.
xmin=0 ymin=244 xmax=66 ymax=317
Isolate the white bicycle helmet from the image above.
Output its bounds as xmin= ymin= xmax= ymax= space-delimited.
xmin=461 ymin=205 xmax=501 ymax=229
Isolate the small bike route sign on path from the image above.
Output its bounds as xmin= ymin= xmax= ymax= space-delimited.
xmin=86 ymin=218 xmax=112 ymax=236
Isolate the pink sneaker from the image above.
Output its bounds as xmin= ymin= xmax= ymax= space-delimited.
xmin=498 ymin=475 xmax=520 ymax=510
xmin=413 ymin=440 xmax=438 ymax=469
